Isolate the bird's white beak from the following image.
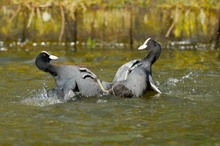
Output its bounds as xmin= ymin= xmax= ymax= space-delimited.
xmin=42 ymin=51 xmax=58 ymax=60
xmin=49 ymin=54 xmax=58 ymax=60
xmin=138 ymin=44 xmax=147 ymax=50
xmin=138 ymin=38 xmax=151 ymax=50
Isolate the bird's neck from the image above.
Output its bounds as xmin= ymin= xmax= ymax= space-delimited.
xmin=37 ymin=61 xmax=58 ymax=76
xmin=46 ymin=64 xmax=58 ymax=76
xmin=143 ymin=47 xmax=161 ymax=64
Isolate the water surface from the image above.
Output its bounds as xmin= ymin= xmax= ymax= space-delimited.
xmin=0 ymin=44 xmax=220 ymax=145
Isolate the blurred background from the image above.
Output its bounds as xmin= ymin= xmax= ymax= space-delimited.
xmin=1 ymin=1 xmax=220 ymax=145
xmin=0 ymin=0 xmax=219 ymax=49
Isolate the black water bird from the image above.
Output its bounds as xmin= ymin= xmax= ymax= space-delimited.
xmin=83 ymin=38 xmax=161 ymax=98
xmin=35 ymin=51 xmax=111 ymax=100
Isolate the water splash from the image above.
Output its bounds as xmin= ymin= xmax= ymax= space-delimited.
xmin=21 ymin=84 xmax=64 ymax=107
xmin=161 ymin=71 xmax=202 ymax=100
xmin=164 ymin=70 xmax=220 ymax=102
xmin=180 ymin=72 xmax=193 ymax=81
xmin=163 ymin=72 xmax=195 ymax=86
xmin=164 ymin=78 xmax=179 ymax=86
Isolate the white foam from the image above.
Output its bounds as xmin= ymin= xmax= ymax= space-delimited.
xmin=21 ymin=86 xmax=64 ymax=107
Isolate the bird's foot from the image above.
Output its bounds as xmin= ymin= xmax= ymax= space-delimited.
xmin=79 ymin=68 xmax=98 ymax=81
xmin=82 ymin=74 xmax=97 ymax=81
xmin=79 ymin=68 xmax=109 ymax=94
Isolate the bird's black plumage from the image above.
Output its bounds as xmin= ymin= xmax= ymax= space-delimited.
xmin=35 ymin=51 xmax=111 ymax=100
xmin=111 ymin=38 xmax=162 ymax=97
xmin=83 ymin=38 xmax=162 ymax=98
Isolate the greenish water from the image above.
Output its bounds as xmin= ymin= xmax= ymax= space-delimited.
xmin=0 ymin=44 xmax=220 ymax=145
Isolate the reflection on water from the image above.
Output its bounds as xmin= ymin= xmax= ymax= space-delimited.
xmin=0 ymin=45 xmax=220 ymax=145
